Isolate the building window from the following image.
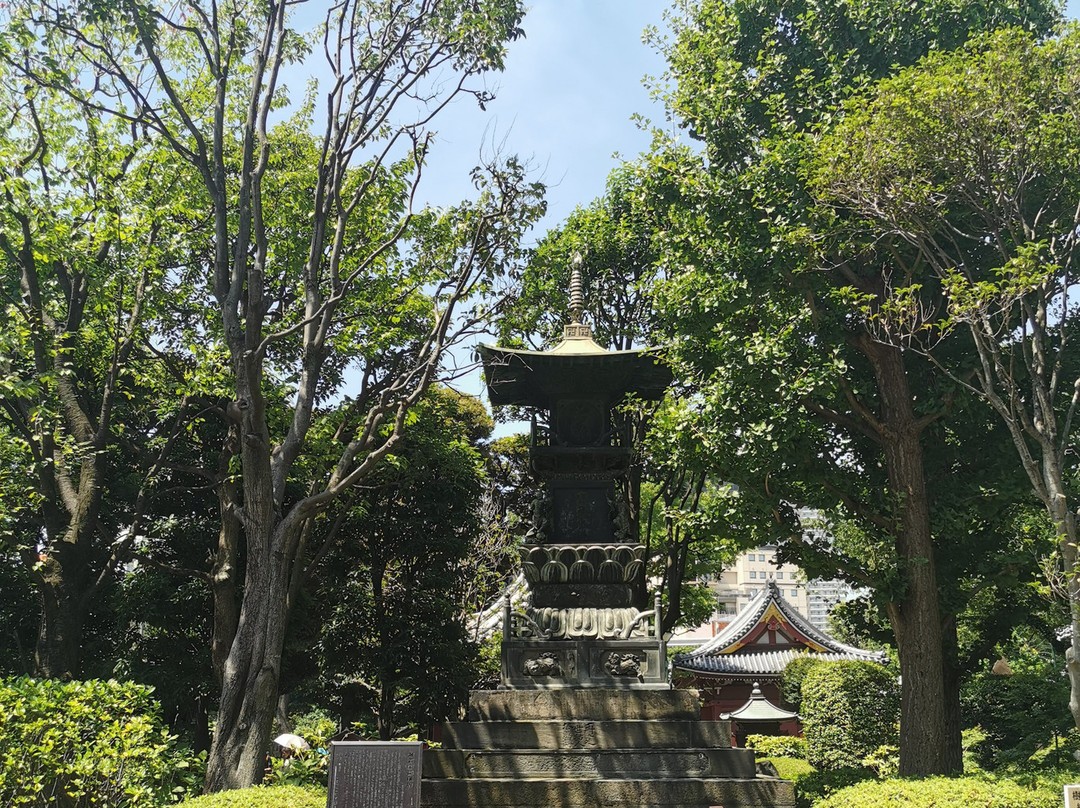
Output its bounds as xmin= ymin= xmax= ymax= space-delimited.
xmin=792 ymin=589 xmax=798 ymax=597
xmin=749 ymin=571 xmax=757 ymax=579
xmin=758 ymin=554 xmax=767 ymax=561
xmin=776 ymin=571 xmax=783 ymax=580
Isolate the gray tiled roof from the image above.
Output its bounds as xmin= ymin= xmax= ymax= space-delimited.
xmin=673 ymin=580 xmax=886 ymax=676
xmin=677 ymin=648 xmax=884 ymax=677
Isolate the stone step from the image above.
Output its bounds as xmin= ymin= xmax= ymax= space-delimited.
xmin=423 ymin=746 xmax=757 ymax=779
xmin=440 ymin=718 xmax=732 ymax=750
xmin=467 ymin=688 xmax=700 ymax=722
xmin=420 ymin=775 xmax=795 ymax=808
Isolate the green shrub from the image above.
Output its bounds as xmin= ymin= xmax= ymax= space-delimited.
xmin=0 ymin=676 xmax=200 ymax=807
xmin=288 ymin=708 xmax=336 ymax=749
xmin=263 ymin=750 xmax=328 ymax=790
xmin=792 ymin=766 xmax=873 ymax=808
xmin=861 ymin=744 xmax=898 ymax=777
xmin=180 ymin=785 xmax=326 ymax=808
xmin=814 ymin=775 xmax=1063 ymax=808
xmin=801 ymin=660 xmax=899 ymax=770
xmin=746 ymin=733 xmax=807 ymax=759
xmin=764 ymin=756 xmax=815 ymax=781
xmin=781 ymin=656 xmax=824 ymax=712
xmin=962 ymin=670 xmax=1072 ymax=769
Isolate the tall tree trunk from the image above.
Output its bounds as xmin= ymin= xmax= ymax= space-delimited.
xmin=31 ymin=536 xmax=91 ymax=679
xmin=867 ymin=339 xmax=953 ymax=776
xmin=203 ymin=522 xmax=289 ymax=791
xmin=940 ymin=617 xmax=964 ymax=774
xmin=204 ymin=378 xmax=288 ymax=792
xmin=210 ymin=472 xmax=242 ymax=687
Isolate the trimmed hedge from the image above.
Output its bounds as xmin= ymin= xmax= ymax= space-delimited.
xmin=180 ymin=785 xmax=327 ymax=808
xmin=815 ymin=775 xmax=1062 ymax=808
xmin=746 ymin=733 xmax=808 ymax=759
xmin=801 ymin=660 xmax=899 ymax=770
xmin=782 ymin=655 xmax=824 ymax=712
xmin=0 ymin=677 xmax=199 ymax=807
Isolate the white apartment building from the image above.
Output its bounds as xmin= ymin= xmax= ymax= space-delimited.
xmin=711 ymin=545 xmax=810 ymax=621
xmin=701 ymin=545 xmax=859 ymax=633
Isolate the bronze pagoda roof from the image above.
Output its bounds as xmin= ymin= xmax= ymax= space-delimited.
xmin=478 ymin=337 xmax=671 ymax=409
xmin=480 ymin=258 xmax=672 ymax=408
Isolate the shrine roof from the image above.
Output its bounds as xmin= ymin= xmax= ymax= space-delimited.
xmin=726 ymin=683 xmax=799 ymax=722
xmin=672 ymin=580 xmax=886 ymax=677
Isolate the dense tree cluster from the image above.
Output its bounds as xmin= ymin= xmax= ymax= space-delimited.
xmin=1 ymin=0 xmax=1078 ymax=793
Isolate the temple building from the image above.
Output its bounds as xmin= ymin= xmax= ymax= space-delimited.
xmin=672 ymin=579 xmax=887 ymax=721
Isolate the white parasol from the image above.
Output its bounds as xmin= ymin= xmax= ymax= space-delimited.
xmin=273 ymin=733 xmax=311 ymax=751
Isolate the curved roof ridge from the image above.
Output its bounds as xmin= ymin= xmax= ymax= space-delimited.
xmin=675 ymin=578 xmax=882 ymax=663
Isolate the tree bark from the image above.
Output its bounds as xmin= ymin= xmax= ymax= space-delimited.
xmin=861 ymin=336 xmax=954 ymax=776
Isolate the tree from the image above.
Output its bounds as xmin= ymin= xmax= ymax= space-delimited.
xmin=316 ymin=387 xmax=490 ymax=739
xmin=0 ymin=52 xmax=193 ymax=678
xmin=7 ymin=0 xmax=541 ymax=790
xmin=812 ymin=26 xmax=1080 ymax=728
xmin=646 ymin=0 xmax=1060 ymax=776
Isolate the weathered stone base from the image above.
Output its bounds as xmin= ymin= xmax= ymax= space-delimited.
xmin=420 ymin=689 xmax=795 ymax=808
xmin=503 ymin=637 xmax=667 ymax=689
xmin=422 ymin=776 xmax=794 ymax=807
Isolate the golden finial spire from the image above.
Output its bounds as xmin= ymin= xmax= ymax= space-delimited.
xmin=569 ymin=252 xmax=585 ymax=325
xmin=554 ymin=251 xmax=600 ymax=351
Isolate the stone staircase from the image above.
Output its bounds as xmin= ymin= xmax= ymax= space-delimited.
xmin=421 ymin=689 xmax=795 ymax=808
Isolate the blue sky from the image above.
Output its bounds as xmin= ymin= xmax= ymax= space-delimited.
xmin=416 ymin=2 xmax=667 ymax=238
xmin=418 ymin=0 xmax=1080 ymax=242
xmin=420 ymin=0 xmax=1080 ymax=406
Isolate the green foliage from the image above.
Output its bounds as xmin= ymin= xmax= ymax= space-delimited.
xmin=961 ymin=633 xmax=1072 ymax=770
xmin=0 ymin=677 xmax=201 ymax=807
xmin=814 ymin=774 xmax=1066 ymax=808
xmin=780 ymin=656 xmax=824 ymax=712
xmin=764 ymin=756 xmax=815 ymax=783
xmin=179 ymin=785 xmax=326 ymax=808
xmin=801 ymin=661 xmax=899 ymax=770
xmin=473 ymin=632 xmax=503 ymax=690
xmin=288 ymin=709 xmax=336 ymax=750
xmin=791 ymin=767 xmax=874 ymax=808
xmin=861 ymin=744 xmax=899 ymax=778
xmin=263 ymin=751 xmax=327 ymax=791
xmin=316 ymin=388 xmax=489 ymax=737
xmin=746 ymin=733 xmax=807 ymax=759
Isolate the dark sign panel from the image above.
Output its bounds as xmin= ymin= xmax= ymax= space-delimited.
xmin=327 ymin=741 xmax=422 ymax=808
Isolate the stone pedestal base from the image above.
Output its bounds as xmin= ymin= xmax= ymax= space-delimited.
xmin=502 ymin=637 xmax=667 ymax=689
xmin=420 ymin=688 xmax=795 ymax=808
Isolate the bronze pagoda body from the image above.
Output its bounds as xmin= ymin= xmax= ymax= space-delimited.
xmin=479 ymin=270 xmax=673 ymax=689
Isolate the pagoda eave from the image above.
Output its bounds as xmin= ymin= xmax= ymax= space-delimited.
xmin=478 ymin=343 xmax=672 ymax=407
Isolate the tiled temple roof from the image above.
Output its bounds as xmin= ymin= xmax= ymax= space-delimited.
xmin=673 ymin=580 xmax=886 ymax=677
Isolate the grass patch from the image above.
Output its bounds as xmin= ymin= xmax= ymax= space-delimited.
xmin=180 ymin=785 xmax=327 ymax=808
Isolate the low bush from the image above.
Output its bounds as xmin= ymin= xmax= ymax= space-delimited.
xmin=791 ymin=766 xmax=873 ymax=808
xmin=962 ymin=669 xmax=1072 ymax=769
xmin=763 ymin=756 xmax=815 ymax=782
xmin=180 ymin=785 xmax=326 ymax=808
xmin=801 ymin=660 xmax=899 ymax=770
xmin=746 ymin=733 xmax=807 ymax=759
xmin=0 ymin=676 xmax=200 ymax=807
xmin=814 ymin=774 xmax=1063 ymax=808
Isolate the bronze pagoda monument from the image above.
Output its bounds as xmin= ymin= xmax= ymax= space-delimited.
xmin=478 ymin=263 xmax=672 ymax=689
xmin=419 ymin=262 xmax=795 ymax=807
